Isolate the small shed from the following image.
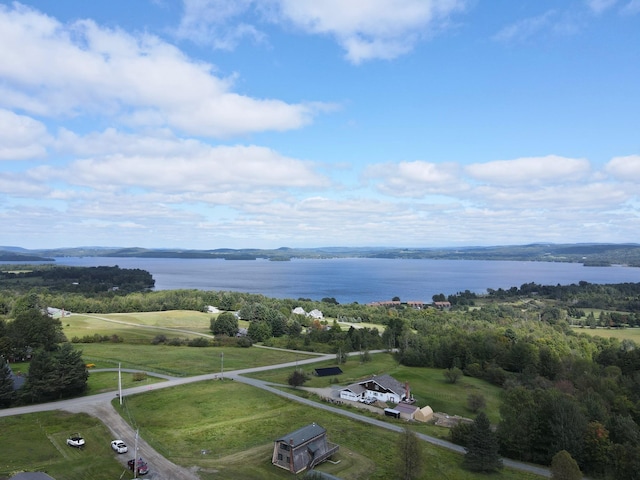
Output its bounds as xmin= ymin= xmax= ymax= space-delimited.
xmin=393 ymin=402 xmax=420 ymax=420
xmin=414 ymin=405 xmax=434 ymax=423
xmin=272 ymin=423 xmax=339 ymax=474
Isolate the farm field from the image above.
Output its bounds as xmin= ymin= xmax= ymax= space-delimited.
xmin=572 ymin=325 xmax=640 ymax=341
xmin=63 ymin=310 xmax=214 ymax=342
xmin=117 ymin=379 xmax=541 ymax=480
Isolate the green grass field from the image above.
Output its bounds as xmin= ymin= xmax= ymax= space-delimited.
xmin=63 ymin=310 xmax=214 ymax=342
xmin=117 ymin=380 xmax=540 ymax=480
xmin=74 ymin=342 xmax=312 ymax=376
xmin=0 ymin=411 xmax=131 ymax=480
xmin=572 ymin=325 xmax=640 ymax=341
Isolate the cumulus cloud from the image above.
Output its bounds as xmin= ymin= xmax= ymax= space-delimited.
xmin=276 ymin=0 xmax=468 ymax=63
xmin=365 ymin=161 xmax=464 ymax=197
xmin=176 ymin=0 xmax=466 ymax=63
xmin=604 ymin=155 xmax=640 ymax=181
xmin=0 ymin=109 xmax=50 ymax=160
xmin=0 ymin=3 xmax=325 ymax=137
xmin=464 ymin=155 xmax=591 ymax=185
xmin=32 ymin=129 xmax=330 ymax=192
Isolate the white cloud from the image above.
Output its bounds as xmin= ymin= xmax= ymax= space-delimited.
xmin=176 ymin=0 xmax=466 ymax=63
xmin=0 ymin=3 xmax=325 ymax=137
xmin=271 ymin=0 xmax=467 ymax=63
xmin=605 ymin=155 xmax=640 ymax=181
xmin=365 ymin=160 xmax=464 ymax=197
xmin=176 ymin=0 xmax=264 ymax=49
xmin=464 ymin=155 xmax=591 ymax=185
xmin=0 ymin=109 xmax=50 ymax=160
xmin=32 ymin=130 xmax=330 ymax=192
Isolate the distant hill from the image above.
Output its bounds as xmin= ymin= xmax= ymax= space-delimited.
xmin=1 ymin=243 xmax=640 ymax=266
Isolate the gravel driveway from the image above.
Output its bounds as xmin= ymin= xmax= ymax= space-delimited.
xmin=64 ymin=401 xmax=200 ymax=480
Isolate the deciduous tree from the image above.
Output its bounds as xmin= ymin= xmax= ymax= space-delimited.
xmin=550 ymin=450 xmax=582 ymax=480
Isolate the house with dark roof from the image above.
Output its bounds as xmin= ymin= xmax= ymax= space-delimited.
xmin=272 ymin=423 xmax=339 ymax=474
xmin=339 ymin=374 xmax=410 ymax=404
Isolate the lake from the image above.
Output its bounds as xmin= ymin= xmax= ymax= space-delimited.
xmin=23 ymin=257 xmax=640 ymax=304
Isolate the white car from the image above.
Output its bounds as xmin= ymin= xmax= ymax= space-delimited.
xmin=66 ymin=433 xmax=85 ymax=448
xmin=111 ymin=439 xmax=128 ymax=454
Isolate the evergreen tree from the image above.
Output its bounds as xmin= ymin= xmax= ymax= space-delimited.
xmin=0 ymin=356 xmax=16 ymax=407
xmin=463 ymin=412 xmax=503 ymax=473
xmin=550 ymin=450 xmax=582 ymax=480
xmin=396 ymin=428 xmax=423 ymax=480
xmin=20 ymin=344 xmax=88 ymax=403
xmin=55 ymin=343 xmax=89 ymax=398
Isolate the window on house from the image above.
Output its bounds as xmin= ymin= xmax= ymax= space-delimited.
xmin=280 ymin=444 xmax=290 ymax=451
xmin=278 ymin=454 xmax=283 ymax=461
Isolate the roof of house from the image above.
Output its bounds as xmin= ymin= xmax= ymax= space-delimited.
xmin=367 ymin=374 xmax=406 ymax=395
xmin=342 ymin=374 xmax=406 ymax=397
xmin=393 ymin=403 xmax=419 ymax=414
xmin=275 ymin=423 xmax=326 ymax=448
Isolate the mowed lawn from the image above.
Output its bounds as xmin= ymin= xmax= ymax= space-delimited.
xmin=63 ymin=310 xmax=215 ymax=342
xmin=0 ymin=411 xmax=128 ymax=480
xmin=74 ymin=342 xmax=314 ymax=376
xmin=247 ymin=352 xmax=503 ymax=423
xmin=118 ymin=380 xmax=541 ymax=480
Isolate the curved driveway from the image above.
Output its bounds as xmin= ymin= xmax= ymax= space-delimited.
xmin=1 ymin=352 xmax=552 ymax=479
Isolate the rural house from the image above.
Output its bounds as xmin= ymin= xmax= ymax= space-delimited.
xmin=339 ymin=374 xmax=410 ymax=404
xmin=272 ymin=423 xmax=339 ymax=474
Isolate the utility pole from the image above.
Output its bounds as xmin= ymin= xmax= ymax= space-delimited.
xmin=118 ymin=363 xmax=122 ymax=406
xmin=134 ymin=429 xmax=139 ymax=479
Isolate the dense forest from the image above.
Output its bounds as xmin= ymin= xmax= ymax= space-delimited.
xmin=2 ymin=264 xmax=640 ymax=477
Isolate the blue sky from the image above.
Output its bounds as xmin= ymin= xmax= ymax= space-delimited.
xmin=1 ymin=0 xmax=639 ymax=249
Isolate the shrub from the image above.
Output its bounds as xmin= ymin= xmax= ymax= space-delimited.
xmin=188 ymin=337 xmax=210 ymax=347
xmin=132 ymin=372 xmax=147 ymax=382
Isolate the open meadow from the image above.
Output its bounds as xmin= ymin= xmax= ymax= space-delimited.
xmin=63 ymin=310 xmax=215 ymax=342
xmin=572 ymin=325 xmax=640 ymax=341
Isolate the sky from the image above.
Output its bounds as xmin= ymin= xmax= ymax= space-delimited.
xmin=1 ymin=0 xmax=639 ymax=250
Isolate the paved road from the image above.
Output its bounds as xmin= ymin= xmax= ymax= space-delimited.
xmin=2 ymin=351 xmax=552 ymax=479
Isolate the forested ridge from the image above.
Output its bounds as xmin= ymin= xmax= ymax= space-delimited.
xmin=2 ymin=265 xmax=640 ymax=477
xmin=3 ymin=241 xmax=640 ymax=264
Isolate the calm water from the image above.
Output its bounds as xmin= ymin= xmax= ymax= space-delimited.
xmin=15 ymin=257 xmax=640 ymax=304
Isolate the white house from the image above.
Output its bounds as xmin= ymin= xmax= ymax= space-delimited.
xmin=292 ymin=307 xmax=324 ymax=319
xmin=339 ymin=374 xmax=409 ymax=404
